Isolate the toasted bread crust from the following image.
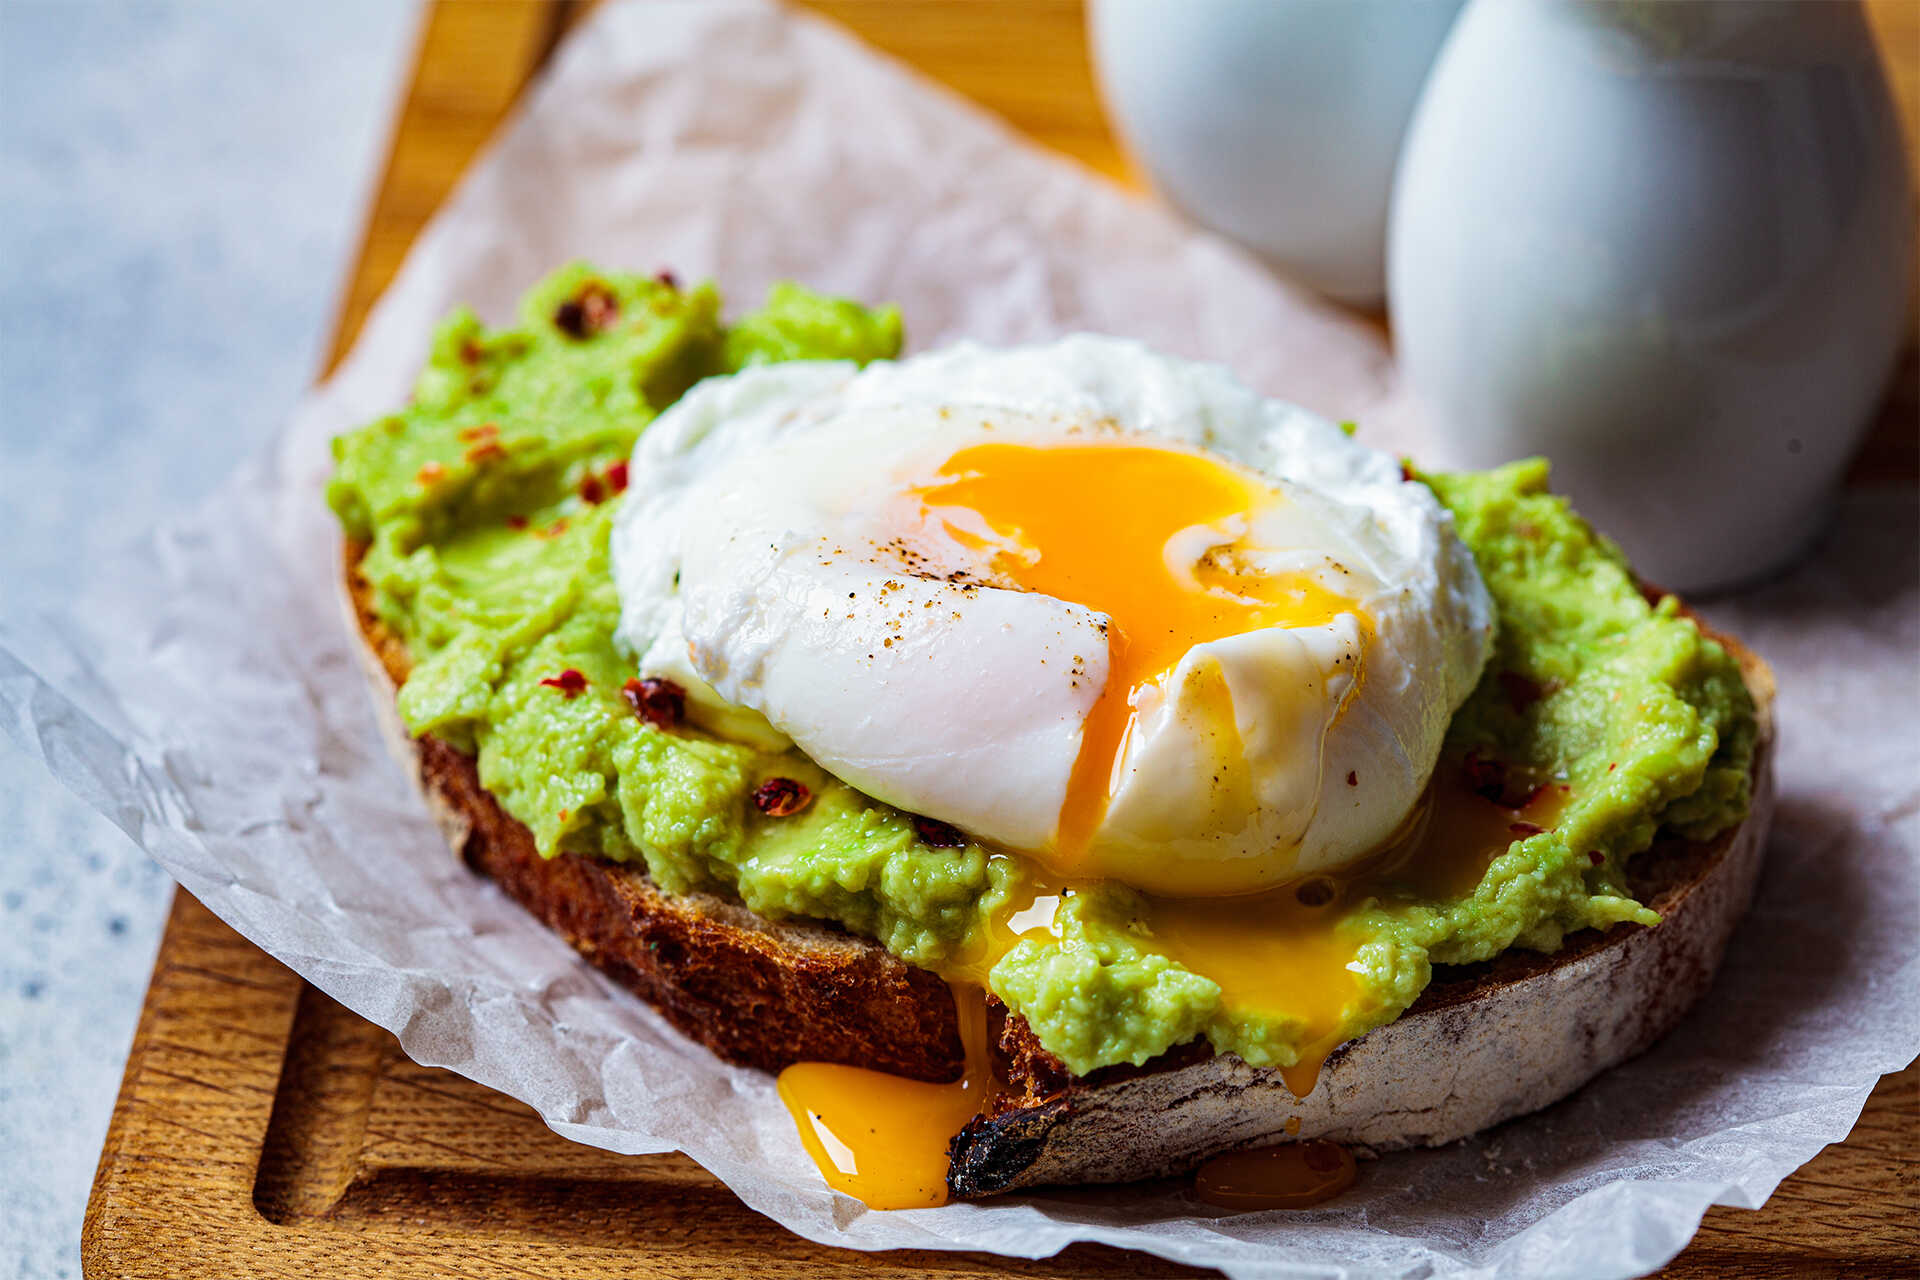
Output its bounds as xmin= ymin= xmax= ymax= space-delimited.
xmin=953 ymin=701 xmax=1774 ymax=1192
xmin=417 ymin=735 xmax=967 ymax=1079
xmin=345 ymin=544 xmax=964 ymax=1083
xmin=344 ymin=543 xmax=1775 ymax=1195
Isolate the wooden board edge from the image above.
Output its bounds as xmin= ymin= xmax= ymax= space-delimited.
xmin=85 ymin=0 xmax=1920 ymax=1271
xmin=82 ymin=894 xmax=311 ymax=1278
xmin=321 ymin=0 xmax=582 ymax=377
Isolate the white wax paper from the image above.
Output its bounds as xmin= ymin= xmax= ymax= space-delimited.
xmin=4 ymin=3 xmax=1915 ymax=1276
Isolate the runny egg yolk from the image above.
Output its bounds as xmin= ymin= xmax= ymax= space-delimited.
xmin=912 ymin=440 xmax=1359 ymax=878
xmin=778 ymin=440 xmax=1522 ymax=1211
xmin=778 ymin=774 xmax=1575 ymax=1209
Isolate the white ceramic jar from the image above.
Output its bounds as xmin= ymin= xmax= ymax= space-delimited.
xmin=1089 ymin=0 xmax=1465 ymax=305
xmin=1390 ymin=0 xmax=1913 ymax=592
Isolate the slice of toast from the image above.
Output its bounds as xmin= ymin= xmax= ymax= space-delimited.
xmin=344 ymin=543 xmax=1775 ymax=1196
xmin=345 ymin=543 xmax=967 ymax=1084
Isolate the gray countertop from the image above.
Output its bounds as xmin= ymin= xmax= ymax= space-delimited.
xmin=1 ymin=4 xmax=415 ymax=1274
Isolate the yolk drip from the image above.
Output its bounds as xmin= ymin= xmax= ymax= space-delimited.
xmin=942 ymin=882 xmax=1067 ymax=989
xmin=1194 ymin=1139 xmax=1358 ymax=1210
xmin=1139 ymin=772 xmax=1571 ymax=1096
xmin=949 ymin=766 xmax=1575 ymax=1101
xmin=1140 ymin=889 xmax=1369 ymax=1100
xmin=1384 ymin=773 xmax=1574 ymax=901
xmin=775 ymin=984 xmax=994 ymax=1210
xmin=777 ymin=766 xmax=1576 ymax=1209
xmin=913 ymin=441 xmax=1357 ymax=876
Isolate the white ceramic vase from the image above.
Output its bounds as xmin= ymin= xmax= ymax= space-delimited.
xmin=1090 ymin=0 xmax=1466 ymax=305
xmin=1390 ymin=0 xmax=1914 ymax=592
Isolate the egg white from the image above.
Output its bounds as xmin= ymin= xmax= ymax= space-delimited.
xmin=611 ymin=337 xmax=1494 ymax=893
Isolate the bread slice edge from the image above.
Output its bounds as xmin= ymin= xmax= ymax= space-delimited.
xmin=341 ymin=543 xmax=968 ymax=1083
xmin=340 ymin=543 xmax=1777 ymax=1196
xmin=952 ymin=657 xmax=1774 ymax=1192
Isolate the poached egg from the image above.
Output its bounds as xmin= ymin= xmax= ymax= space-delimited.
xmin=611 ymin=337 xmax=1493 ymax=896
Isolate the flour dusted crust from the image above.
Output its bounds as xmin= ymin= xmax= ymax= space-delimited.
xmin=344 ymin=544 xmax=1776 ymax=1197
xmin=952 ymin=653 xmax=1773 ymax=1192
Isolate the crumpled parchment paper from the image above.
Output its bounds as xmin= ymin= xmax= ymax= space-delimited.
xmin=3 ymin=3 xmax=1914 ymax=1277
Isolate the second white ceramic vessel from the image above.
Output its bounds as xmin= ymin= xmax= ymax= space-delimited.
xmin=1091 ymin=0 xmax=1465 ymax=305
xmin=1390 ymin=0 xmax=1913 ymax=592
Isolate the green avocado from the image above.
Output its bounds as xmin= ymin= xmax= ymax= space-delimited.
xmin=329 ymin=266 xmax=1755 ymax=1079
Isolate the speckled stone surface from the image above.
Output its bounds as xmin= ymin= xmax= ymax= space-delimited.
xmin=0 ymin=4 xmax=416 ymax=1275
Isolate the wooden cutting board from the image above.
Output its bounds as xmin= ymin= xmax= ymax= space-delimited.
xmin=84 ymin=891 xmax=1920 ymax=1279
xmin=83 ymin=3 xmax=1920 ymax=1277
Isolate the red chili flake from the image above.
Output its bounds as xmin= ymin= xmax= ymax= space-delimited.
xmin=415 ymin=461 xmax=446 ymax=485
xmin=554 ymin=282 xmax=620 ymax=339
xmin=1463 ymin=749 xmax=1509 ymax=803
xmin=538 ymin=669 xmax=588 ymax=698
xmin=579 ymin=474 xmax=606 ymax=504
xmin=912 ymin=816 xmax=968 ymax=848
xmin=1498 ymin=670 xmax=1548 ymax=713
xmin=457 ymin=422 xmax=498 ymax=443
xmin=465 ymin=439 xmax=506 ymax=464
xmin=1607 ymin=762 xmax=1618 ymax=773
xmin=1346 ymin=770 xmax=1358 ymax=787
xmin=539 ymin=518 xmax=570 ymax=539
xmin=458 ymin=337 xmax=484 ymax=366
xmin=654 ymin=269 xmax=679 ymax=289
xmin=1588 ymin=850 xmax=1606 ymax=866
xmin=622 ymin=677 xmax=685 ymax=730
xmin=606 ymin=460 xmax=630 ymax=494
xmin=505 ymin=514 xmax=528 ymax=530
xmin=753 ymin=777 xmax=812 ymax=817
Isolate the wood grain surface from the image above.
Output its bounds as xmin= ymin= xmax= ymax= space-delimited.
xmin=87 ymin=2 xmax=1920 ymax=1277
xmin=86 ymin=893 xmax=1920 ymax=1279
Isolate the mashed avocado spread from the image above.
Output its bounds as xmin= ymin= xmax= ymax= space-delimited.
xmin=330 ymin=266 xmax=1756 ymax=1079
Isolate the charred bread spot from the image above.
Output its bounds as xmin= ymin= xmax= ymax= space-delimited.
xmin=948 ymin=1095 xmax=1071 ymax=1198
